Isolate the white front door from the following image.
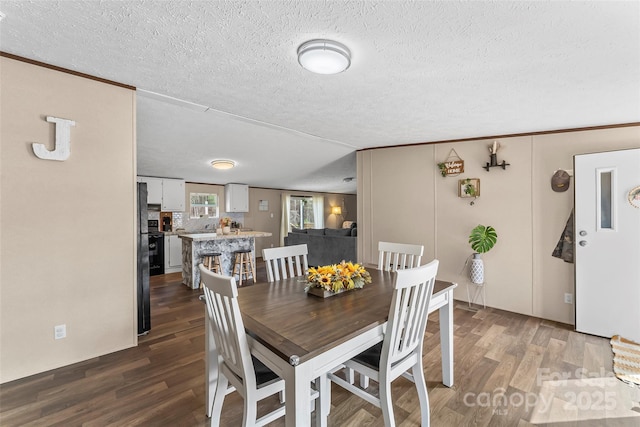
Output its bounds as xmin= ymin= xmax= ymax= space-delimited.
xmin=575 ymin=148 xmax=640 ymax=342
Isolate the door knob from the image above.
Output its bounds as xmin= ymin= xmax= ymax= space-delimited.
xmin=579 ymin=230 xmax=587 ymax=236
xmin=579 ymin=240 xmax=588 ymax=246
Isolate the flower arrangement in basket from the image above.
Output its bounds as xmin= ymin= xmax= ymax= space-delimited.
xmin=305 ymin=261 xmax=372 ymax=294
xmin=219 ymin=217 xmax=232 ymax=227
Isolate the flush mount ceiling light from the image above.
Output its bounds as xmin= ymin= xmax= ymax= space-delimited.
xmin=211 ymin=160 xmax=236 ymax=170
xmin=297 ymin=39 xmax=351 ymax=75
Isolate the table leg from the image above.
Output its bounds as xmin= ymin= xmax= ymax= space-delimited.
xmin=439 ymin=289 xmax=454 ymax=387
xmin=315 ymin=374 xmax=330 ymax=427
xmin=283 ymin=363 xmax=312 ymax=427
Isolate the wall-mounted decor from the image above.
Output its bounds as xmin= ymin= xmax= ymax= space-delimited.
xmin=437 ymin=148 xmax=464 ymax=177
xmin=258 ymin=200 xmax=269 ymax=211
xmin=459 ymin=178 xmax=480 ymax=198
xmin=629 ymin=186 xmax=640 ymax=209
xmin=32 ymin=116 xmax=75 ymax=161
xmin=551 ymin=169 xmax=572 ymax=192
xmin=483 ymin=140 xmax=509 ymax=171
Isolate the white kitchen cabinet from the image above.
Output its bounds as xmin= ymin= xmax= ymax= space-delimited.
xmin=225 ymin=183 xmax=249 ymax=212
xmin=161 ymin=178 xmax=185 ymax=212
xmin=164 ymin=234 xmax=183 ymax=273
xmin=137 ymin=176 xmax=163 ymax=205
xmin=137 ymin=176 xmax=185 ymax=211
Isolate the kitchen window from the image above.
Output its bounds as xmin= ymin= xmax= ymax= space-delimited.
xmin=190 ymin=193 xmax=219 ymax=218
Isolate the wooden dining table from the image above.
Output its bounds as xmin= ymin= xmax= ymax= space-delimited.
xmin=204 ymin=268 xmax=457 ymax=427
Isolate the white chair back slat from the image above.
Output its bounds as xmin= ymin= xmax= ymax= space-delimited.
xmin=289 ymin=255 xmax=301 ymax=278
xmin=284 ymin=256 xmax=293 ymax=279
xmin=262 ymin=244 xmax=309 ymax=282
xmin=271 ymin=258 xmax=282 ymax=281
xmin=378 ymin=241 xmax=424 ymax=272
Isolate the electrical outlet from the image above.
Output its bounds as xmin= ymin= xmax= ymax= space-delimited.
xmin=54 ymin=324 xmax=66 ymax=340
xmin=564 ymin=293 xmax=573 ymax=304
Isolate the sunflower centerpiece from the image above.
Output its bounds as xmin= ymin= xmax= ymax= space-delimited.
xmin=306 ymin=261 xmax=372 ymax=294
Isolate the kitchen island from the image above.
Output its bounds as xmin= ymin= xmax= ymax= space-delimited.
xmin=178 ymin=231 xmax=272 ymax=289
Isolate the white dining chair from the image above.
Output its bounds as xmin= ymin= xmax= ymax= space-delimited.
xmin=329 ymin=259 xmax=439 ymax=427
xmin=261 ymin=244 xmax=311 ymax=406
xmin=347 ymin=241 xmax=426 ymax=388
xmin=378 ymin=241 xmax=424 ymax=272
xmin=199 ymin=264 xmax=318 ymax=426
xmin=262 ymin=244 xmax=309 ymax=282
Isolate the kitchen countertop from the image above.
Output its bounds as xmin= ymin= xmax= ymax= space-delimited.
xmin=178 ymin=231 xmax=272 ymax=242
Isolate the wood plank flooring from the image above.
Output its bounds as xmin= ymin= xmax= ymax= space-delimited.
xmin=2 ymin=264 xmax=639 ymax=426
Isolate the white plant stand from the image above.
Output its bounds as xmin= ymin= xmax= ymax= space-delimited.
xmin=460 ymin=256 xmax=486 ymax=309
xmin=466 ymin=281 xmax=486 ymax=309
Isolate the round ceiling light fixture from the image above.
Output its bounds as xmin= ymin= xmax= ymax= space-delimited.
xmin=297 ymin=39 xmax=351 ymax=75
xmin=211 ymin=159 xmax=236 ymax=170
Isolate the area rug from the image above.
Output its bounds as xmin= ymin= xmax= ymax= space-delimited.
xmin=611 ymin=335 xmax=640 ymax=387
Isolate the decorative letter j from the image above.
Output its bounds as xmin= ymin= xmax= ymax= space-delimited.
xmin=32 ymin=116 xmax=76 ymax=161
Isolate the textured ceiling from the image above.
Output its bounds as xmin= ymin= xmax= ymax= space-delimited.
xmin=1 ymin=1 xmax=639 ymax=194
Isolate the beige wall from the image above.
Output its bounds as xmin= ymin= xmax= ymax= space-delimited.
xmin=244 ymin=187 xmax=282 ymax=255
xmin=357 ymin=145 xmax=438 ymax=265
xmin=184 ymin=183 xmax=356 ymax=257
xmin=1 ymin=58 xmax=137 ymax=383
xmin=358 ymin=126 xmax=640 ymax=324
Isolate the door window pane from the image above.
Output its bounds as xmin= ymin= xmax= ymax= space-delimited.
xmin=599 ymin=171 xmax=613 ymax=230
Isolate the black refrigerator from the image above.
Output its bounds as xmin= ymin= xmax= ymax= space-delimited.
xmin=137 ymin=183 xmax=151 ymax=335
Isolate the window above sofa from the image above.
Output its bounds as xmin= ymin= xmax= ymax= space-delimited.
xmin=288 ymin=195 xmax=323 ymax=229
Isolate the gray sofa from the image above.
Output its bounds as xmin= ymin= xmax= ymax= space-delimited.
xmin=284 ymin=225 xmax=357 ymax=267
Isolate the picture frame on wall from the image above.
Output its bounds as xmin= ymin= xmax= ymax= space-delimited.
xmin=459 ymin=178 xmax=480 ymax=198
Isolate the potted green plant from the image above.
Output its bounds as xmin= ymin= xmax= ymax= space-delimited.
xmin=468 ymin=225 xmax=497 ymax=284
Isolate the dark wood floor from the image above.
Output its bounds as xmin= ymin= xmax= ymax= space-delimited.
xmin=2 ymin=263 xmax=639 ymax=426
